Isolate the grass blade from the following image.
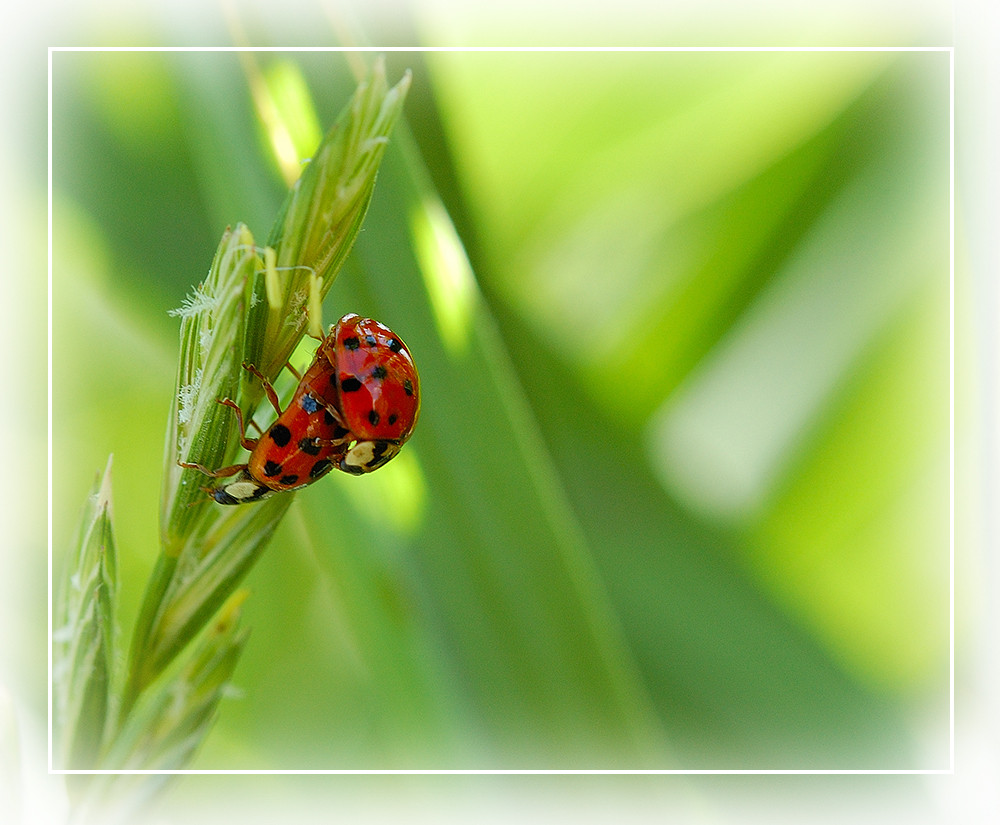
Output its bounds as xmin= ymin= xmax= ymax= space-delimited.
xmin=53 ymin=455 xmax=117 ymax=770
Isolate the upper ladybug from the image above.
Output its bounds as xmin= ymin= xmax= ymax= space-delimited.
xmin=316 ymin=313 xmax=420 ymax=474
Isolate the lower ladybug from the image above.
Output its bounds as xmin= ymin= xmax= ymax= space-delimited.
xmin=181 ymin=313 xmax=420 ymax=504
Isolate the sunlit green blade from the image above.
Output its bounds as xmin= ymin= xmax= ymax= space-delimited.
xmin=210 ymin=130 xmax=666 ymax=768
xmin=420 ymin=48 xmax=950 ymax=766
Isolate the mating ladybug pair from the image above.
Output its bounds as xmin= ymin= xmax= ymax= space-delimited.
xmin=182 ymin=313 xmax=420 ymax=505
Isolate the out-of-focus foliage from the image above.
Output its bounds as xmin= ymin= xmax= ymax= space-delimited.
xmin=51 ymin=46 xmax=949 ymax=777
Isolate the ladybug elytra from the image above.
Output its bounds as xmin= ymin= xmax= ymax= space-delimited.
xmin=182 ymin=313 xmax=420 ymax=504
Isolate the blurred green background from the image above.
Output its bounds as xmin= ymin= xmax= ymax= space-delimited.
xmin=50 ymin=43 xmax=950 ymax=775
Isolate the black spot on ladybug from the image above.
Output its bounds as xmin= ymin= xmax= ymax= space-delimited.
xmin=388 ymin=413 xmax=397 ymax=426
xmin=367 ymin=441 xmax=395 ymax=470
xmin=371 ymin=365 xmax=387 ymax=380
xmin=298 ymin=437 xmax=321 ymax=456
xmin=387 ymin=338 xmax=402 ymax=353
xmin=403 ymin=378 xmax=413 ymax=396
xmin=323 ymin=409 xmax=336 ymax=426
xmin=333 ymin=424 xmax=350 ymax=439
xmin=263 ymin=460 xmax=282 ymax=477
xmin=341 ymin=376 xmax=362 ymax=393
xmin=309 ymin=458 xmax=332 ymax=478
xmin=300 ymin=394 xmax=321 ymax=414
xmin=343 ymin=336 xmax=360 ymax=351
xmin=279 ymin=474 xmax=299 ymax=486
xmin=364 ymin=334 xmax=377 ymax=347
xmin=368 ymin=409 xmax=380 ymax=426
xmin=269 ymin=424 xmax=291 ymax=447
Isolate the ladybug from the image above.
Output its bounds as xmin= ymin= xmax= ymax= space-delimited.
xmin=317 ymin=314 xmax=421 ymax=474
xmin=182 ymin=313 xmax=420 ymax=504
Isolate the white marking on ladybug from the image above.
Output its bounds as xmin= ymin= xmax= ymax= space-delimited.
xmin=212 ymin=470 xmax=275 ymax=504
xmin=343 ymin=441 xmax=378 ymax=471
xmin=225 ymin=480 xmax=266 ymax=500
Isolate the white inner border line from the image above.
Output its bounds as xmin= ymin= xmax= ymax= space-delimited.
xmin=948 ymin=43 xmax=956 ymax=777
xmin=47 ymin=44 xmax=956 ymax=777
xmin=47 ymin=44 xmax=55 ymax=776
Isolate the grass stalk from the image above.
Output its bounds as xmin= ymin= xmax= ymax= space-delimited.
xmin=53 ymin=58 xmax=410 ymax=812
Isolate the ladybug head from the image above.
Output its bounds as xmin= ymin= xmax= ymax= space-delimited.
xmin=338 ymin=439 xmax=401 ymax=475
xmin=209 ymin=469 xmax=275 ymax=505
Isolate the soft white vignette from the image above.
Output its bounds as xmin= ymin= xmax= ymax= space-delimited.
xmin=0 ymin=0 xmax=993 ymax=822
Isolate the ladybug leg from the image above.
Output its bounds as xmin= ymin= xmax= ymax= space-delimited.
xmin=177 ymin=392 xmax=262 ymax=480
xmin=178 ymin=399 xmax=254 ymax=474
xmin=242 ymin=362 xmax=282 ymax=417
xmin=217 ymin=398 xmax=258 ymax=451
xmin=284 ymin=361 xmax=303 ymax=382
xmin=178 ymin=460 xmax=248 ymax=479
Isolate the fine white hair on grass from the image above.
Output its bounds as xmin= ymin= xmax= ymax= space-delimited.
xmin=284 ymin=287 xmax=309 ymax=328
xmin=177 ymin=367 xmax=204 ymax=426
xmin=168 ymin=285 xmax=218 ymax=318
xmin=198 ymin=327 xmax=214 ymax=354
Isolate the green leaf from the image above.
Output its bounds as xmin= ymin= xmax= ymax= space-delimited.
xmin=53 ymin=455 xmax=118 ymax=769
xmin=72 ymin=592 xmax=251 ymax=822
xmin=107 ymin=590 xmax=251 ymax=771
xmin=126 ymin=494 xmax=291 ymax=706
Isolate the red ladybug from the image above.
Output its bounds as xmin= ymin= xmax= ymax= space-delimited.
xmin=182 ymin=314 xmax=420 ymax=504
